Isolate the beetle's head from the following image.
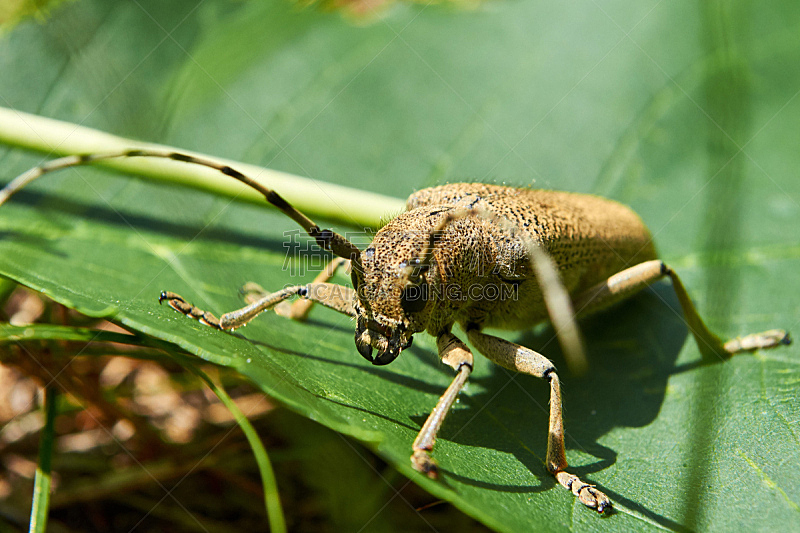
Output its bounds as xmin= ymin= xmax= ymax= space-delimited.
xmin=351 ymin=212 xmax=437 ymax=365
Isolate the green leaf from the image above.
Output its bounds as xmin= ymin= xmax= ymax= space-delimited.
xmin=1 ymin=0 xmax=799 ymax=531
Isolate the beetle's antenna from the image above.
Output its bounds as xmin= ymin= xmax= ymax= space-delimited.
xmin=406 ymin=206 xmax=588 ymax=375
xmin=406 ymin=213 xmax=452 ymax=285
xmin=526 ymin=242 xmax=588 ymax=375
xmin=0 ymin=149 xmax=364 ymax=283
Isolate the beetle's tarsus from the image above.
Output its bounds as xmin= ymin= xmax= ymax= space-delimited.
xmin=724 ymin=329 xmax=792 ymax=353
xmin=159 ymin=291 xmax=223 ymax=330
xmin=411 ymin=449 xmax=439 ymax=480
xmin=555 ymin=471 xmax=612 ymax=513
xmin=239 ymin=282 xmax=268 ymax=304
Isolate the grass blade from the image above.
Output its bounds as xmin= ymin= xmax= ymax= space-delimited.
xmin=28 ymin=386 xmax=57 ymax=533
xmin=190 ymin=365 xmax=286 ymax=533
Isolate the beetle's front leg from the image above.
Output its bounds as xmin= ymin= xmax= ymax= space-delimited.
xmin=466 ymin=327 xmax=611 ymax=513
xmin=241 ymin=257 xmax=350 ymax=321
xmin=411 ymin=331 xmax=473 ymax=477
xmin=160 ymin=281 xmax=356 ymax=330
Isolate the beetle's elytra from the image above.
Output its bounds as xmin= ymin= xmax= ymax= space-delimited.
xmin=2 ymin=150 xmax=791 ymax=513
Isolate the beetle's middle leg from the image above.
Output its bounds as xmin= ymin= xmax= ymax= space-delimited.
xmin=161 ymin=281 xmax=356 ymax=330
xmin=466 ymin=327 xmax=611 ymax=513
xmin=571 ymin=260 xmax=791 ymax=360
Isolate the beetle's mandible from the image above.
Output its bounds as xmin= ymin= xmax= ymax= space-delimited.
xmin=1 ymin=149 xmax=791 ymax=514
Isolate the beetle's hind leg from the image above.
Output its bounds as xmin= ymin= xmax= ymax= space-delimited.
xmin=571 ymin=260 xmax=791 ymax=360
xmin=466 ymin=328 xmax=611 ymax=513
xmin=161 ymin=281 xmax=356 ymax=331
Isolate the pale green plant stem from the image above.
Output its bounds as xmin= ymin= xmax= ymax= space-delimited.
xmin=0 ymin=106 xmax=405 ymax=229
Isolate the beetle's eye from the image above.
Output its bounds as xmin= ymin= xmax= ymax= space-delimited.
xmin=400 ymin=283 xmax=428 ymax=314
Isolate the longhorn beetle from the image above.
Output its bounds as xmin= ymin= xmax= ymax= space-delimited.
xmin=1 ymin=149 xmax=791 ymax=513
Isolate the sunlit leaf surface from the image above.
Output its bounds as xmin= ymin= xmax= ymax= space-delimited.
xmin=1 ymin=1 xmax=798 ymax=530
